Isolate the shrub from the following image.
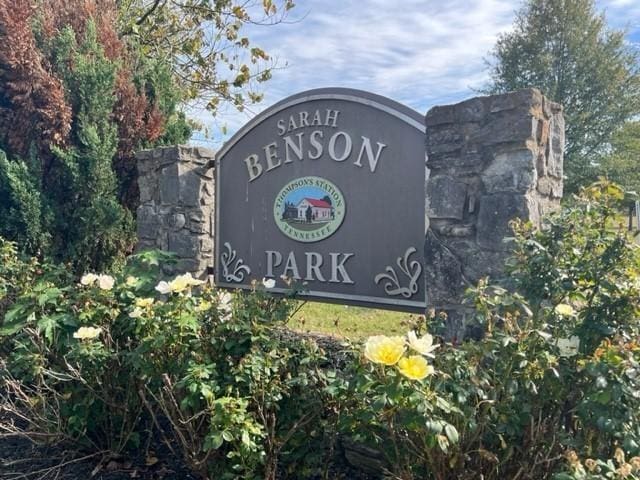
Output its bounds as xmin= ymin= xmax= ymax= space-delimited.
xmin=0 ymin=250 xmax=334 ymax=479
xmin=0 ymin=1 xmax=191 ymax=270
xmin=335 ymin=180 xmax=640 ymax=479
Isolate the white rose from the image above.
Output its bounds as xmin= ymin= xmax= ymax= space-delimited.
xmin=97 ymin=275 xmax=115 ymax=291
xmin=80 ymin=273 xmax=98 ymax=286
xmin=155 ymin=281 xmax=172 ymax=295
xmin=406 ymin=331 xmax=439 ymax=358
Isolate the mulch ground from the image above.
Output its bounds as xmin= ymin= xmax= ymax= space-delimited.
xmin=0 ymin=433 xmax=199 ymax=480
xmin=0 ymin=434 xmax=372 ymax=480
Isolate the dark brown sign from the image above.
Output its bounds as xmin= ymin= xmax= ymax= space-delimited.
xmin=215 ymin=88 xmax=426 ymax=311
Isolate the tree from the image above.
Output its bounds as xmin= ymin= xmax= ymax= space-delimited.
xmin=116 ymin=0 xmax=295 ymax=114
xmin=48 ymin=21 xmax=136 ymax=271
xmin=0 ymin=0 xmax=189 ymax=270
xmin=600 ymin=121 xmax=640 ymax=195
xmin=486 ymin=0 xmax=640 ymax=192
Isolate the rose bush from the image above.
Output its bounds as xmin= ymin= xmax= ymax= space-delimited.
xmin=0 ymin=250 xmax=334 ymax=479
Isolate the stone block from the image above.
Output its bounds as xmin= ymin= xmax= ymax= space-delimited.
xmin=547 ymin=114 xmax=565 ymax=178
xmin=425 ymin=125 xmax=463 ymax=147
xmin=425 ymin=105 xmax=456 ymax=126
xmin=168 ymin=232 xmax=199 ymax=258
xmin=481 ymin=149 xmax=536 ymax=194
xmin=424 ymin=230 xmax=469 ymax=305
xmin=160 ymin=164 xmax=179 ymax=205
xmin=432 ymin=223 xmax=475 ymax=237
xmin=175 ymin=258 xmax=203 ymax=275
xmin=537 ymin=176 xmax=563 ymax=198
xmin=136 ymin=205 xmax=157 ymax=239
xmin=427 ymin=176 xmax=467 ymax=220
xmin=476 ymin=193 xmax=531 ymax=251
xmin=179 ymin=169 xmax=202 ymax=207
xmin=193 ymin=146 xmax=215 ymax=159
xmin=165 ymin=213 xmax=186 ymax=231
xmin=188 ymin=219 xmax=208 ymax=234
xmin=473 ymin=114 xmax=535 ymax=145
xmin=200 ymin=237 xmax=213 ymax=253
xmin=138 ymin=175 xmax=156 ymax=204
xmin=456 ymin=97 xmax=486 ymax=123
xmin=439 ymin=307 xmax=470 ymax=343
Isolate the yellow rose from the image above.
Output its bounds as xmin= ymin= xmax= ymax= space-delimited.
xmin=73 ymin=326 xmax=102 ymax=340
xmin=126 ymin=276 xmax=138 ymax=286
xmin=554 ymin=303 xmax=575 ymax=316
xmin=135 ymin=297 xmax=154 ymax=308
xmin=156 ymin=273 xmax=205 ymax=294
xmin=176 ymin=272 xmax=205 ymax=287
xmin=364 ymin=335 xmax=405 ymax=365
xmin=196 ymin=300 xmax=212 ymax=312
xmin=397 ymin=355 xmax=434 ymax=380
xmin=169 ymin=274 xmax=191 ymax=293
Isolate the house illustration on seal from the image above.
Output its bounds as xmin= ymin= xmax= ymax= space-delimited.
xmin=296 ymin=198 xmax=333 ymax=223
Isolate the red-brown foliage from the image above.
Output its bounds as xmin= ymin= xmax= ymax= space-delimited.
xmin=38 ymin=0 xmax=123 ymax=60
xmin=0 ymin=0 xmax=72 ymax=159
xmin=0 ymin=0 xmax=170 ymax=209
xmin=113 ymin=67 xmax=167 ymax=207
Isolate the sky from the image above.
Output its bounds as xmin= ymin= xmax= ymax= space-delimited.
xmin=190 ymin=0 xmax=640 ymax=148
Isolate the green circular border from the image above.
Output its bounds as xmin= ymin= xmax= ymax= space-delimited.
xmin=273 ymin=176 xmax=346 ymax=243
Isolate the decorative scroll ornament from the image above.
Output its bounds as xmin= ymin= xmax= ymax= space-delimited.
xmin=374 ymin=247 xmax=422 ymax=298
xmin=220 ymin=242 xmax=250 ymax=282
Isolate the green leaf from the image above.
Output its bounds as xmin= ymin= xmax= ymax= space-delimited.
xmin=425 ymin=419 xmax=444 ymax=434
xmin=444 ymin=424 xmax=459 ymax=444
xmin=372 ymin=394 xmax=387 ymax=410
xmin=37 ymin=315 xmax=58 ymax=343
xmin=205 ymin=432 xmax=223 ymax=450
xmin=0 ymin=308 xmax=33 ymax=336
xmin=436 ymin=434 xmax=449 ymax=452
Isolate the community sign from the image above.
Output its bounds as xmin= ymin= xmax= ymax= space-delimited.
xmin=215 ymin=88 xmax=426 ymax=312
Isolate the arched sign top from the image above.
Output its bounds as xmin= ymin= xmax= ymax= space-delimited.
xmin=216 ymin=87 xmax=425 ymax=160
xmin=215 ymin=87 xmax=427 ymax=312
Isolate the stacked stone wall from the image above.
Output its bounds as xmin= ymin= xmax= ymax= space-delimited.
xmin=424 ymin=88 xmax=564 ymax=337
xmin=136 ymin=145 xmax=215 ymax=278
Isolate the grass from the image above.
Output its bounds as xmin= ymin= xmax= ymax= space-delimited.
xmin=287 ymin=300 xmax=424 ymax=340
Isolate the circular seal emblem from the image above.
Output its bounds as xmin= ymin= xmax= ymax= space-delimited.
xmin=273 ymin=176 xmax=346 ymax=243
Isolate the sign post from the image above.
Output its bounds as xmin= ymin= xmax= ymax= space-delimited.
xmin=215 ymin=88 xmax=426 ymax=312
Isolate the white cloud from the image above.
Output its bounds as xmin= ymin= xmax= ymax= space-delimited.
xmin=191 ymin=0 xmax=640 ymax=148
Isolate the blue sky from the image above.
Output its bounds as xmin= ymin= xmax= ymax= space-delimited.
xmin=283 ymin=186 xmax=329 ymax=208
xmin=190 ymin=0 xmax=640 ymax=147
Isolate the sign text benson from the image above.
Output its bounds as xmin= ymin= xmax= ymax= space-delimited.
xmin=215 ymin=88 xmax=427 ymax=311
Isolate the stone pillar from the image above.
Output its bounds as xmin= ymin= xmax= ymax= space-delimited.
xmin=424 ymin=88 xmax=564 ymax=339
xmin=136 ymin=145 xmax=215 ymax=279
